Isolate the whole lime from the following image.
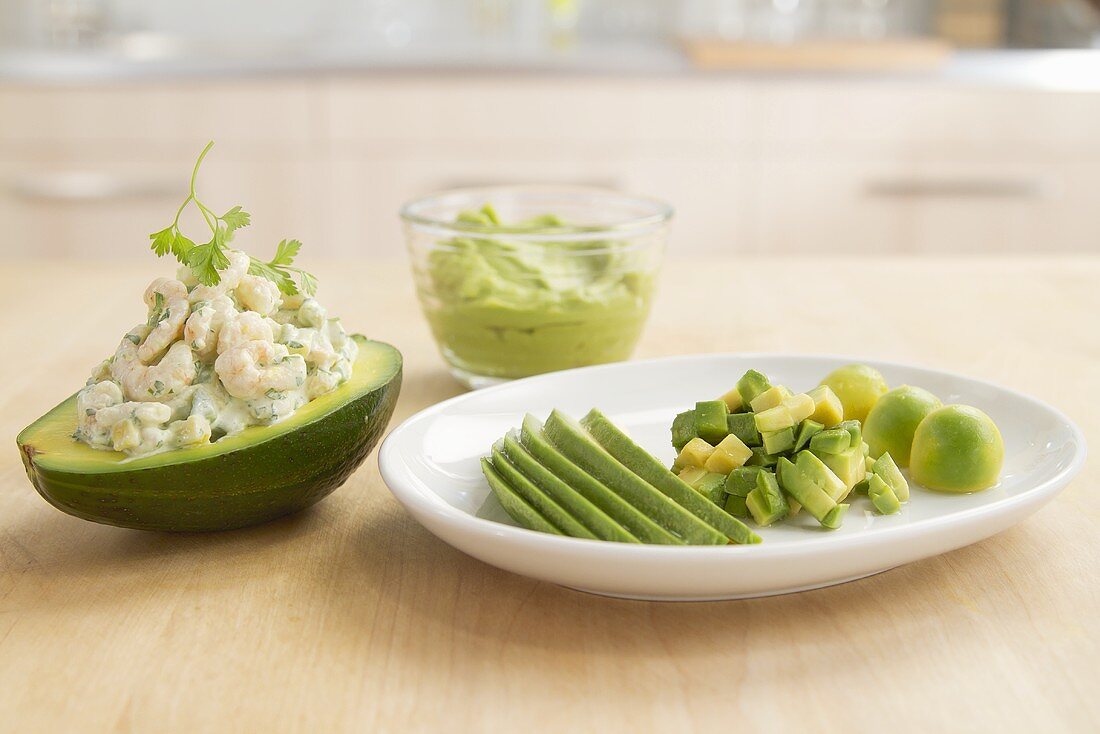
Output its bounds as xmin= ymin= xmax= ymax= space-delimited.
xmin=910 ymin=405 xmax=1004 ymax=493
xmin=819 ymin=364 xmax=889 ymax=424
xmin=863 ymin=385 xmax=942 ymax=467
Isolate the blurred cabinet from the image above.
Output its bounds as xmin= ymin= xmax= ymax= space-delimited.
xmin=1 ymin=76 xmax=1098 ymax=258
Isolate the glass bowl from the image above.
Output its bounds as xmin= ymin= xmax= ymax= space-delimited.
xmin=401 ymin=186 xmax=672 ymax=389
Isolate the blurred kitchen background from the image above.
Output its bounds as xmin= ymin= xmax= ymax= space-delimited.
xmin=1 ymin=0 xmax=1099 ymax=257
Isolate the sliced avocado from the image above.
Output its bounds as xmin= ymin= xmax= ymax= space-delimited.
xmin=544 ymin=411 xmax=725 ymax=545
xmin=723 ymin=493 xmax=749 ymax=518
xmin=725 ymin=466 xmax=764 ymax=498
xmin=754 ymin=405 xmax=795 ymax=433
xmin=520 ymin=416 xmax=680 ymax=545
xmin=872 ymin=452 xmax=910 ymax=502
xmin=719 ymin=386 xmax=744 ymax=413
xmin=672 ymin=437 xmax=715 ymax=472
xmin=480 ymin=459 xmax=562 ymax=535
xmin=17 ymin=336 xmax=401 ymax=532
xmin=578 ymin=409 xmax=761 ymax=545
xmin=761 ymin=427 xmax=795 ymax=455
xmin=671 ymin=409 xmax=697 ymax=452
xmin=736 ymin=369 xmax=771 ymax=406
xmin=820 ymin=503 xmax=850 ymax=530
xmin=837 ymin=420 xmax=862 ymax=450
xmin=749 ymin=385 xmax=792 ymax=413
xmin=746 ymin=470 xmax=788 ymax=527
xmin=745 ymin=446 xmax=779 ymax=467
xmin=794 ymin=419 xmax=824 ymax=452
xmin=795 ymin=450 xmax=847 ymax=502
xmin=694 ymin=400 xmax=730 ymax=444
xmin=691 ymin=472 xmax=729 ymax=504
xmin=491 ymin=444 xmax=596 ymax=539
xmin=809 ymin=429 xmax=851 ymax=455
xmin=704 ymin=434 xmax=752 ymax=474
xmin=806 ymin=385 xmax=844 ymax=427
xmin=501 ymin=433 xmax=637 ymax=543
xmin=727 ymin=412 xmax=762 ymax=447
xmin=776 ymin=457 xmax=837 ymax=522
xmin=815 ymin=445 xmax=867 ymax=496
xmin=867 ymin=473 xmax=902 ymax=515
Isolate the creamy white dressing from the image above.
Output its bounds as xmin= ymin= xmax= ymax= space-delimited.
xmin=75 ymin=250 xmax=357 ymax=458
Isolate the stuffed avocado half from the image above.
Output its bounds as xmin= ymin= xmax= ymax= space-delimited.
xmin=18 ymin=336 xmax=401 ymax=532
xmin=15 ymin=143 xmax=403 ymax=531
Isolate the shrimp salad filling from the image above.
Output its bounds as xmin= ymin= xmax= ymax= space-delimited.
xmin=74 ymin=250 xmax=358 ymax=458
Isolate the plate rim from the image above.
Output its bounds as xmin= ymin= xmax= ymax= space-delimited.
xmin=378 ymin=352 xmax=1088 ymax=558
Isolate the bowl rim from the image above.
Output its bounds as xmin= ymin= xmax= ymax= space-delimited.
xmin=399 ymin=184 xmax=675 ymax=241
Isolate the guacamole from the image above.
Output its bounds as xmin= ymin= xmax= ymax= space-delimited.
xmin=420 ymin=205 xmax=656 ymax=380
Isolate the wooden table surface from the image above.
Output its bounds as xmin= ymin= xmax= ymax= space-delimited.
xmin=0 ymin=258 xmax=1096 ymax=733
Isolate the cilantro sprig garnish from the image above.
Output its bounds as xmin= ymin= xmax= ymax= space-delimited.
xmin=149 ymin=141 xmax=317 ymax=295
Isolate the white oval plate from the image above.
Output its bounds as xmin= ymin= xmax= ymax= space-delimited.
xmin=379 ymin=355 xmax=1086 ymax=601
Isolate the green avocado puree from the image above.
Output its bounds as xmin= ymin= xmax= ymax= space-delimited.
xmin=422 ymin=205 xmax=655 ymax=379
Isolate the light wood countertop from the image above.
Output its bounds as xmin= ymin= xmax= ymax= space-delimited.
xmin=0 ymin=258 xmax=1096 ymax=732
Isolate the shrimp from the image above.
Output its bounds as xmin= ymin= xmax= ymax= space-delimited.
xmin=188 ymin=249 xmax=251 ymax=303
xmin=235 ymin=274 xmax=282 ymax=316
xmin=217 ymin=311 xmax=276 ymax=355
xmin=110 ymin=327 xmax=197 ymax=402
xmin=139 ymin=277 xmax=189 ymax=363
xmin=184 ymin=295 xmax=236 ymax=361
xmin=215 ymin=341 xmax=306 ymax=400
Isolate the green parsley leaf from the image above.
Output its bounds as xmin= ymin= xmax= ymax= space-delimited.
xmin=222 ymin=206 xmax=251 ymax=233
xmin=272 ymin=238 xmax=301 ymax=266
xmin=150 ymin=227 xmax=176 ymax=257
xmin=187 ymin=230 xmax=232 ymax=287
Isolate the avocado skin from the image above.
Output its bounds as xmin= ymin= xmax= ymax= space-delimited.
xmin=18 ymin=341 xmax=401 ymax=532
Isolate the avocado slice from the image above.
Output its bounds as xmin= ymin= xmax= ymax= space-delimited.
xmin=745 ymin=470 xmax=788 ymax=527
xmin=578 ymin=409 xmax=761 ymax=545
xmin=694 ymin=400 xmax=729 ymax=444
xmin=480 ymin=459 xmax=562 ymax=536
xmin=724 ymin=465 xmax=764 ymax=498
xmin=726 ymin=412 xmax=762 ymax=447
xmin=671 ymin=409 xmax=697 ymax=451
xmin=735 ymin=369 xmax=771 ymax=405
xmin=490 ymin=444 xmax=596 ymax=539
xmin=519 ymin=415 xmax=681 ymax=545
xmin=500 ymin=433 xmax=637 ymax=543
xmin=776 ymin=457 xmax=837 ymax=523
xmin=16 ymin=336 xmax=401 ymax=532
xmin=544 ymin=410 xmax=727 ymax=545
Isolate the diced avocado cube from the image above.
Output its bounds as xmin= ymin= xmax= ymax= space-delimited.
xmin=806 ymin=385 xmax=844 ymax=427
xmin=820 ymin=503 xmax=850 ymax=530
xmin=694 ymin=400 xmax=730 ymax=444
xmin=838 ymin=420 xmax=862 ymax=450
xmin=705 ymin=434 xmax=753 ymax=474
xmin=719 ymin=387 xmax=744 ymax=413
xmin=736 ymin=369 xmax=772 ymax=405
xmin=727 ymin=412 xmax=762 ymax=447
xmin=872 ymin=452 xmax=910 ymax=502
xmin=816 ymin=445 xmax=867 ymax=494
xmin=746 ymin=446 xmax=779 ymax=467
xmin=749 ymin=385 xmax=792 ymax=413
xmin=693 ymin=472 xmax=729 ymax=504
xmin=794 ymin=419 xmax=824 ymax=452
xmin=787 ymin=498 xmax=802 ymax=518
xmin=725 ymin=466 xmax=764 ymax=497
xmin=677 ymin=466 xmax=708 ymax=487
xmin=809 ymin=429 xmax=851 ymax=455
xmin=852 ymin=478 xmax=870 ymax=495
xmin=724 ymin=493 xmax=749 ymax=518
xmin=795 ymin=450 xmax=847 ymax=501
xmin=865 ymin=454 xmax=876 ymax=473
xmin=671 ymin=410 xmax=697 ymax=452
xmin=776 ymin=457 xmax=837 ymax=522
xmin=754 ymin=405 xmax=794 ymax=433
xmin=868 ymin=474 xmax=901 ymax=514
xmin=862 ymin=441 xmax=871 ymax=456
xmin=672 ymin=437 xmax=715 ymax=472
xmin=761 ymin=427 xmax=795 ymax=455
xmin=746 ymin=471 xmax=788 ymax=527
xmin=781 ymin=393 xmax=816 ymax=424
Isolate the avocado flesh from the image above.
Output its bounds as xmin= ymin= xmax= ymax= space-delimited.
xmin=500 ymin=432 xmax=637 ymax=543
xmin=545 ymin=410 xmax=727 ymax=545
xmin=578 ymin=409 xmax=761 ymax=545
xmin=519 ymin=416 xmax=680 ymax=545
xmin=480 ymin=459 xmax=562 ymax=535
xmin=490 ymin=444 xmax=596 ymax=539
xmin=17 ymin=336 xmax=401 ymax=532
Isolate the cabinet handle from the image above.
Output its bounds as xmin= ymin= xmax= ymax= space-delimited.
xmin=864 ymin=177 xmax=1046 ymax=199
xmin=7 ymin=172 xmax=180 ymax=202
